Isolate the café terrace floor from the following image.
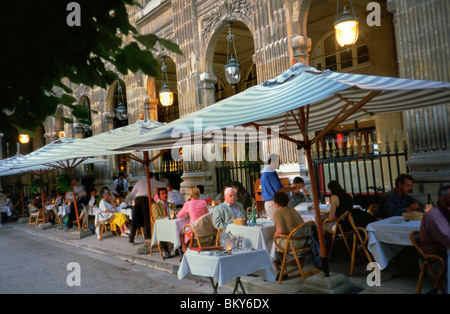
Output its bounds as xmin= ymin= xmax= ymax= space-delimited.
xmin=6 ymin=220 xmax=438 ymax=294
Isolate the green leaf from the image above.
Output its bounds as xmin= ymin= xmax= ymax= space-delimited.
xmin=158 ymin=37 xmax=183 ymax=55
xmin=134 ymin=34 xmax=159 ymax=49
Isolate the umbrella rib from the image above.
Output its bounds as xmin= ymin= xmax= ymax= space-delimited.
xmin=127 ymin=153 xmax=145 ymax=164
xmin=283 ymin=112 xmax=289 ymax=135
xmin=242 ymin=122 xmax=302 ymax=146
xmin=335 ymin=94 xmax=375 ymax=116
xmin=312 ymin=91 xmax=381 ymax=144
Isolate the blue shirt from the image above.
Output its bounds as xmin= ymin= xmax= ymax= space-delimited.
xmin=260 ymin=168 xmax=283 ymax=201
xmin=382 ymin=189 xmax=423 ymax=217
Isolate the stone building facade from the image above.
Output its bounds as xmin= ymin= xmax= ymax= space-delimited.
xmin=16 ymin=0 xmax=447 ymax=202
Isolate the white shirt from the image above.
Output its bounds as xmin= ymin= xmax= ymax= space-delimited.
xmin=99 ymin=199 xmax=115 ymax=213
xmin=129 ymin=178 xmax=167 ymax=198
xmin=226 ymin=201 xmax=243 ymax=219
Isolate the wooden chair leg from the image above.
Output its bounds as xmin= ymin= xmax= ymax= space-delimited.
xmin=415 ymin=263 xmax=427 ymax=294
xmin=349 ymin=234 xmax=357 ymax=276
xmin=278 ymin=252 xmax=288 ymax=284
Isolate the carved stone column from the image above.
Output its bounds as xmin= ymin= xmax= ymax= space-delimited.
xmin=388 ymin=0 xmax=450 ymax=201
xmin=290 ymin=35 xmax=312 ymax=65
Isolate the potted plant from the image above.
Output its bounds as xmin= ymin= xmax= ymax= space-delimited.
xmin=30 ymin=177 xmax=46 ymax=195
xmin=56 ymin=174 xmax=73 ymax=194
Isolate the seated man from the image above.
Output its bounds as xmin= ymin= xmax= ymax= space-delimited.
xmin=272 ymin=191 xmax=305 ymax=277
xmin=419 ymin=186 xmax=450 ymax=256
xmin=151 ymin=187 xmax=177 ymax=258
xmin=212 ymin=187 xmax=246 ymax=231
xmin=0 ymin=193 xmax=14 ymax=225
xmin=288 ymin=176 xmax=312 ymax=207
xmin=381 ymin=173 xmax=423 ymax=218
xmin=168 ymin=184 xmax=184 ymax=208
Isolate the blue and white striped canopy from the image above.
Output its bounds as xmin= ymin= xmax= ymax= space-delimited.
xmin=111 ymin=63 xmax=450 ymax=152
xmin=0 ymin=118 xmax=165 ymax=174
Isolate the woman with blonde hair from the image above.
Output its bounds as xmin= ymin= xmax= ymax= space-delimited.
xmin=99 ymin=190 xmax=130 ymax=236
xmin=176 ymin=186 xmax=209 ymax=252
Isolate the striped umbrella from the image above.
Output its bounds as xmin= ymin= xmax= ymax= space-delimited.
xmin=110 ymin=63 xmax=450 ymax=276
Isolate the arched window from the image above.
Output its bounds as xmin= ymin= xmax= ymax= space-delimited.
xmin=310 ymin=31 xmax=369 ymax=72
xmin=243 ymin=64 xmax=257 ymax=90
xmin=215 ymin=79 xmax=226 ymax=102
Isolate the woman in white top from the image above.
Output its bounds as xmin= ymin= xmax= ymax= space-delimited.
xmin=99 ymin=190 xmax=130 ymax=236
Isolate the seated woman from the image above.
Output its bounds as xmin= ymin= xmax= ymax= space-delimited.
xmin=232 ymin=181 xmax=252 ymax=210
xmin=176 ymin=186 xmax=209 ymax=253
xmin=99 ymin=190 xmax=130 ymax=237
xmin=327 ymin=180 xmax=375 ymax=231
xmin=272 ymin=191 xmax=305 ymax=279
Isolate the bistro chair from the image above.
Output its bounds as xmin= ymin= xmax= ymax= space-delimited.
xmin=149 ymin=215 xmax=164 ymax=259
xmin=183 ymin=223 xmax=216 ymax=249
xmin=410 ymin=230 xmax=446 ymax=294
xmin=135 ymin=227 xmax=146 ymax=240
xmin=99 ymin=220 xmax=119 ymax=240
xmin=348 ymin=212 xmax=374 ymax=276
xmin=28 ymin=205 xmax=45 ymax=228
xmin=274 ymin=221 xmax=321 ymax=283
xmin=368 ymin=204 xmax=383 ymax=220
xmin=323 ymin=210 xmax=354 ymax=260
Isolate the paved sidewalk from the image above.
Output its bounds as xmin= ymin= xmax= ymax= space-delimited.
xmin=5 ymin=221 xmax=436 ymax=294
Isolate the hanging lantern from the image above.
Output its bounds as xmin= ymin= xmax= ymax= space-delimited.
xmin=335 ymin=2 xmax=359 ymax=47
xmin=19 ymin=134 xmax=30 ymax=144
xmin=115 ymin=81 xmax=128 ymax=121
xmin=224 ymin=22 xmax=241 ymax=87
xmin=159 ymin=57 xmax=174 ymax=107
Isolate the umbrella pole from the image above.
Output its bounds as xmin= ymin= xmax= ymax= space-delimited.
xmin=144 ymin=151 xmax=153 ymax=243
xmin=305 ymin=143 xmax=330 ymax=277
xmin=41 ymin=190 xmax=46 ymax=223
xmin=70 ymin=180 xmax=81 ymax=232
xmin=21 ymin=191 xmax=24 ymax=217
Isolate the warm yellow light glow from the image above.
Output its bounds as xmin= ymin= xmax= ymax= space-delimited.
xmin=58 ymin=131 xmax=66 ymax=138
xmin=19 ymin=134 xmax=30 ymax=144
xmin=159 ymin=90 xmax=173 ymax=107
xmin=335 ymin=19 xmax=358 ymax=47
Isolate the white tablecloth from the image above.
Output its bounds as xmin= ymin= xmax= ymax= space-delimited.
xmin=151 ymin=217 xmax=190 ymax=250
xmin=116 ymin=205 xmax=132 ymax=217
xmin=58 ymin=205 xmax=71 ymax=216
xmin=366 ymin=216 xmax=421 ymax=269
xmin=226 ymin=219 xmax=275 ymax=254
xmin=178 ymin=248 xmax=277 ymax=287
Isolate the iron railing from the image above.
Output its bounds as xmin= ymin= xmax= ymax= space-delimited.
xmin=313 ymin=151 xmax=409 ymax=209
xmin=215 ymin=161 xmax=262 ymax=198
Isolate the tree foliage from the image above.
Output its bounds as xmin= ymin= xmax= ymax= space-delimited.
xmin=1 ymin=0 xmax=181 ymax=136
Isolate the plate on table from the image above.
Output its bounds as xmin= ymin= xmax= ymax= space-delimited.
xmin=389 ymin=217 xmax=404 ymax=224
xmin=295 ymin=203 xmax=313 ymax=212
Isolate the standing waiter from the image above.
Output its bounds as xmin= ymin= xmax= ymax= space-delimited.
xmin=260 ymin=154 xmax=296 ymax=219
xmin=127 ymin=177 xmax=152 ymax=245
xmin=127 ymin=173 xmax=167 ymax=247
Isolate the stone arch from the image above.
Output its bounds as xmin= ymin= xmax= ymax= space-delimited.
xmin=203 ymin=16 xmax=254 ymax=75
xmin=298 ymin=0 xmax=312 ymax=37
xmin=105 ymin=79 xmax=128 ymax=130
